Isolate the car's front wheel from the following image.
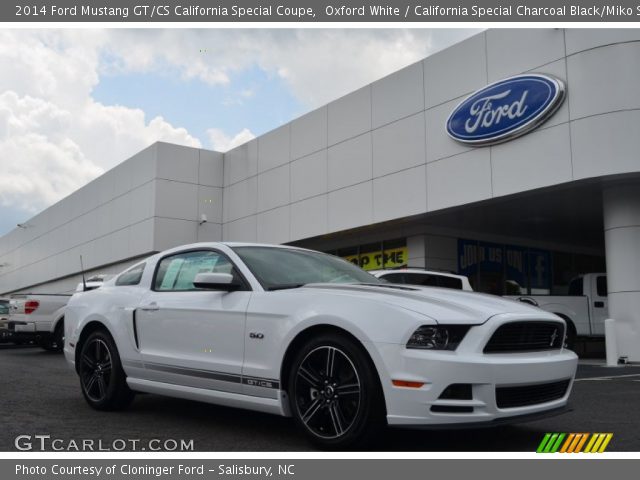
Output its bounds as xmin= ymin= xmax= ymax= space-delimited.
xmin=78 ymin=329 xmax=134 ymax=410
xmin=288 ymin=333 xmax=385 ymax=449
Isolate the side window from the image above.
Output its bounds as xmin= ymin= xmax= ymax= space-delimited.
xmin=568 ymin=277 xmax=584 ymax=296
xmin=380 ymin=273 xmax=406 ymax=284
xmin=154 ymin=251 xmax=234 ymax=292
xmin=405 ymin=273 xmax=436 ymax=286
xmin=116 ymin=263 xmax=145 ymax=286
xmin=596 ymin=276 xmax=608 ymax=297
xmin=437 ymin=276 xmax=464 ymax=290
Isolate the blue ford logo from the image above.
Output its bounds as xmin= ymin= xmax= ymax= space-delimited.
xmin=446 ymin=74 xmax=565 ymax=146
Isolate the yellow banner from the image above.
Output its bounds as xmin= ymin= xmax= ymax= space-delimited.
xmin=343 ymin=246 xmax=408 ymax=271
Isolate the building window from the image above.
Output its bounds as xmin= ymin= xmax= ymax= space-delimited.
xmin=337 ymin=239 xmax=407 ymax=271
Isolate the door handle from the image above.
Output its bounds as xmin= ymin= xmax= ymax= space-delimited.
xmin=140 ymin=303 xmax=159 ymax=312
xmin=594 ymin=301 xmax=605 ymax=308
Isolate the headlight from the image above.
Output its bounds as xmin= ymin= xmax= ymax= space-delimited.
xmin=406 ymin=325 xmax=471 ymax=351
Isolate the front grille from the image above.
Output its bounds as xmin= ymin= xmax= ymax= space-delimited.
xmin=496 ymin=380 xmax=570 ymax=409
xmin=484 ymin=321 xmax=564 ymax=353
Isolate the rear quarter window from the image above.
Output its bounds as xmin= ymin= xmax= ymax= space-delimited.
xmin=116 ymin=263 xmax=146 ymax=286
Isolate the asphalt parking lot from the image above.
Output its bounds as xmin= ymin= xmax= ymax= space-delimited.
xmin=1 ymin=344 xmax=639 ymax=452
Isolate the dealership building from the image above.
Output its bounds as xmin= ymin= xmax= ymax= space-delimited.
xmin=1 ymin=29 xmax=639 ymax=360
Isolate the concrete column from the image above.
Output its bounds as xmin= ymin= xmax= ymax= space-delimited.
xmin=406 ymin=235 xmax=426 ymax=268
xmin=603 ymin=183 xmax=640 ymax=362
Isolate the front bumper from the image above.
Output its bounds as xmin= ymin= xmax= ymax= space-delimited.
xmin=375 ymin=315 xmax=579 ymax=427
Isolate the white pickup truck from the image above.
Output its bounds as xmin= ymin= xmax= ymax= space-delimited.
xmin=506 ymin=273 xmax=608 ymax=346
xmin=8 ymin=276 xmax=109 ymax=351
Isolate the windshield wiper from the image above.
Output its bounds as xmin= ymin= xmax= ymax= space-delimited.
xmin=267 ymin=283 xmax=306 ymax=291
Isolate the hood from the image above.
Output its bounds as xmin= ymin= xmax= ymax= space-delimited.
xmin=302 ymin=283 xmax=553 ymax=324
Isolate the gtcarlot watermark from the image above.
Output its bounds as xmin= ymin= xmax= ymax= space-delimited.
xmin=14 ymin=435 xmax=194 ymax=451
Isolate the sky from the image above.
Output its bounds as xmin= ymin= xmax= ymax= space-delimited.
xmin=0 ymin=28 xmax=480 ymax=236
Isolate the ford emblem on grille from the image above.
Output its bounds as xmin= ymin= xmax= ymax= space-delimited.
xmin=446 ymin=74 xmax=566 ymax=146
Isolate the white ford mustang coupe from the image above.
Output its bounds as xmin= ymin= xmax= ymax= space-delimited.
xmin=64 ymin=242 xmax=578 ymax=448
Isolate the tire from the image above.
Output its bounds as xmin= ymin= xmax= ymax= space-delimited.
xmin=78 ymin=329 xmax=134 ymax=411
xmin=41 ymin=321 xmax=65 ymax=352
xmin=288 ymin=333 xmax=385 ymax=450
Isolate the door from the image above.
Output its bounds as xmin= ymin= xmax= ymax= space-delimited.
xmin=135 ymin=250 xmax=250 ymax=394
xmin=590 ymin=275 xmax=608 ymax=336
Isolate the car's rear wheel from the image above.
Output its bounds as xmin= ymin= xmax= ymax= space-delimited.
xmin=289 ymin=333 xmax=385 ymax=449
xmin=41 ymin=321 xmax=64 ymax=352
xmin=78 ymin=329 xmax=134 ymax=410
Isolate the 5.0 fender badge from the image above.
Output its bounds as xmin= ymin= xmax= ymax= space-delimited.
xmin=446 ymin=74 xmax=566 ymax=146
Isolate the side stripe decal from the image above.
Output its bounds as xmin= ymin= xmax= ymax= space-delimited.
xmin=139 ymin=362 xmax=280 ymax=389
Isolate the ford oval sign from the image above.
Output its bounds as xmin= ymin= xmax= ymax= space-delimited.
xmin=446 ymin=74 xmax=565 ymax=146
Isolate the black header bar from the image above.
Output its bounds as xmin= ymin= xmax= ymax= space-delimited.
xmin=4 ymin=0 xmax=640 ymax=22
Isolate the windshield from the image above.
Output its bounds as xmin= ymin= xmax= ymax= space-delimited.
xmin=232 ymin=246 xmax=381 ymax=290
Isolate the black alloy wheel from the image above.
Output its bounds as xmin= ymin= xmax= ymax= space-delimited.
xmin=81 ymin=337 xmax=112 ymax=402
xmin=289 ymin=334 xmax=385 ymax=449
xmin=78 ymin=329 xmax=134 ymax=410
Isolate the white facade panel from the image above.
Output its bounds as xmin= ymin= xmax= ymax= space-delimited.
xmin=223 ymin=216 xmax=257 ymax=242
xmin=291 ymin=107 xmax=327 ymax=160
xmin=327 ymin=133 xmax=372 ymax=191
xmin=129 ymin=182 xmax=155 ymax=225
xmin=196 ymin=222 xmax=223 ymax=243
xmin=129 ymin=144 xmax=157 ymax=189
xmin=373 ymin=165 xmax=427 ymax=224
xmin=327 ymin=182 xmax=373 ymax=233
xmin=486 ymin=29 xmax=565 ymax=82
xmin=156 ymin=142 xmax=199 ymax=184
xmin=257 ymin=206 xmax=290 ymax=245
xmin=129 ymin=218 xmax=156 ymax=257
xmin=223 ymin=176 xmax=258 ymax=223
xmin=197 ymin=185 xmax=223 ymax=224
xmin=290 ymin=150 xmax=328 ymax=203
xmin=424 ymin=32 xmax=487 ymax=109
xmin=257 ymin=164 xmax=290 ymax=213
xmin=491 ymin=124 xmax=573 ymax=198
xmin=112 ymin=155 xmax=134 ymax=198
xmin=371 ymin=61 xmax=424 ymax=129
xmin=565 ymin=29 xmax=640 ymax=55
xmin=154 ymin=179 xmax=199 ymax=221
xmin=425 ymin=98 xmax=474 ymax=163
xmin=372 ymin=112 xmax=426 ymax=178
xmin=198 ymin=149 xmax=224 ymax=188
xmin=224 ymin=139 xmax=258 ymax=187
xmin=568 ymin=42 xmax=640 ymax=121
xmin=258 ymin=124 xmax=290 ymax=173
xmin=328 ymin=86 xmax=372 ymax=146
xmin=532 ymin=59 xmax=569 ymax=129
xmin=153 ymin=217 xmax=198 ymax=252
xmin=427 ymin=150 xmax=492 ymax=212
xmin=291 ymin=195 xmax=328 ymax=241
xmin=571 ymin=110 xmax=640 ymax=180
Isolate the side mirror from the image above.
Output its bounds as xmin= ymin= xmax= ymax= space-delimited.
xmin=193 ymin=273 xmax=241 ymax=291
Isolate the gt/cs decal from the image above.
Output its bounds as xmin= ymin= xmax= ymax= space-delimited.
xmin=244 ymin=378 xmax=275 ymax=388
